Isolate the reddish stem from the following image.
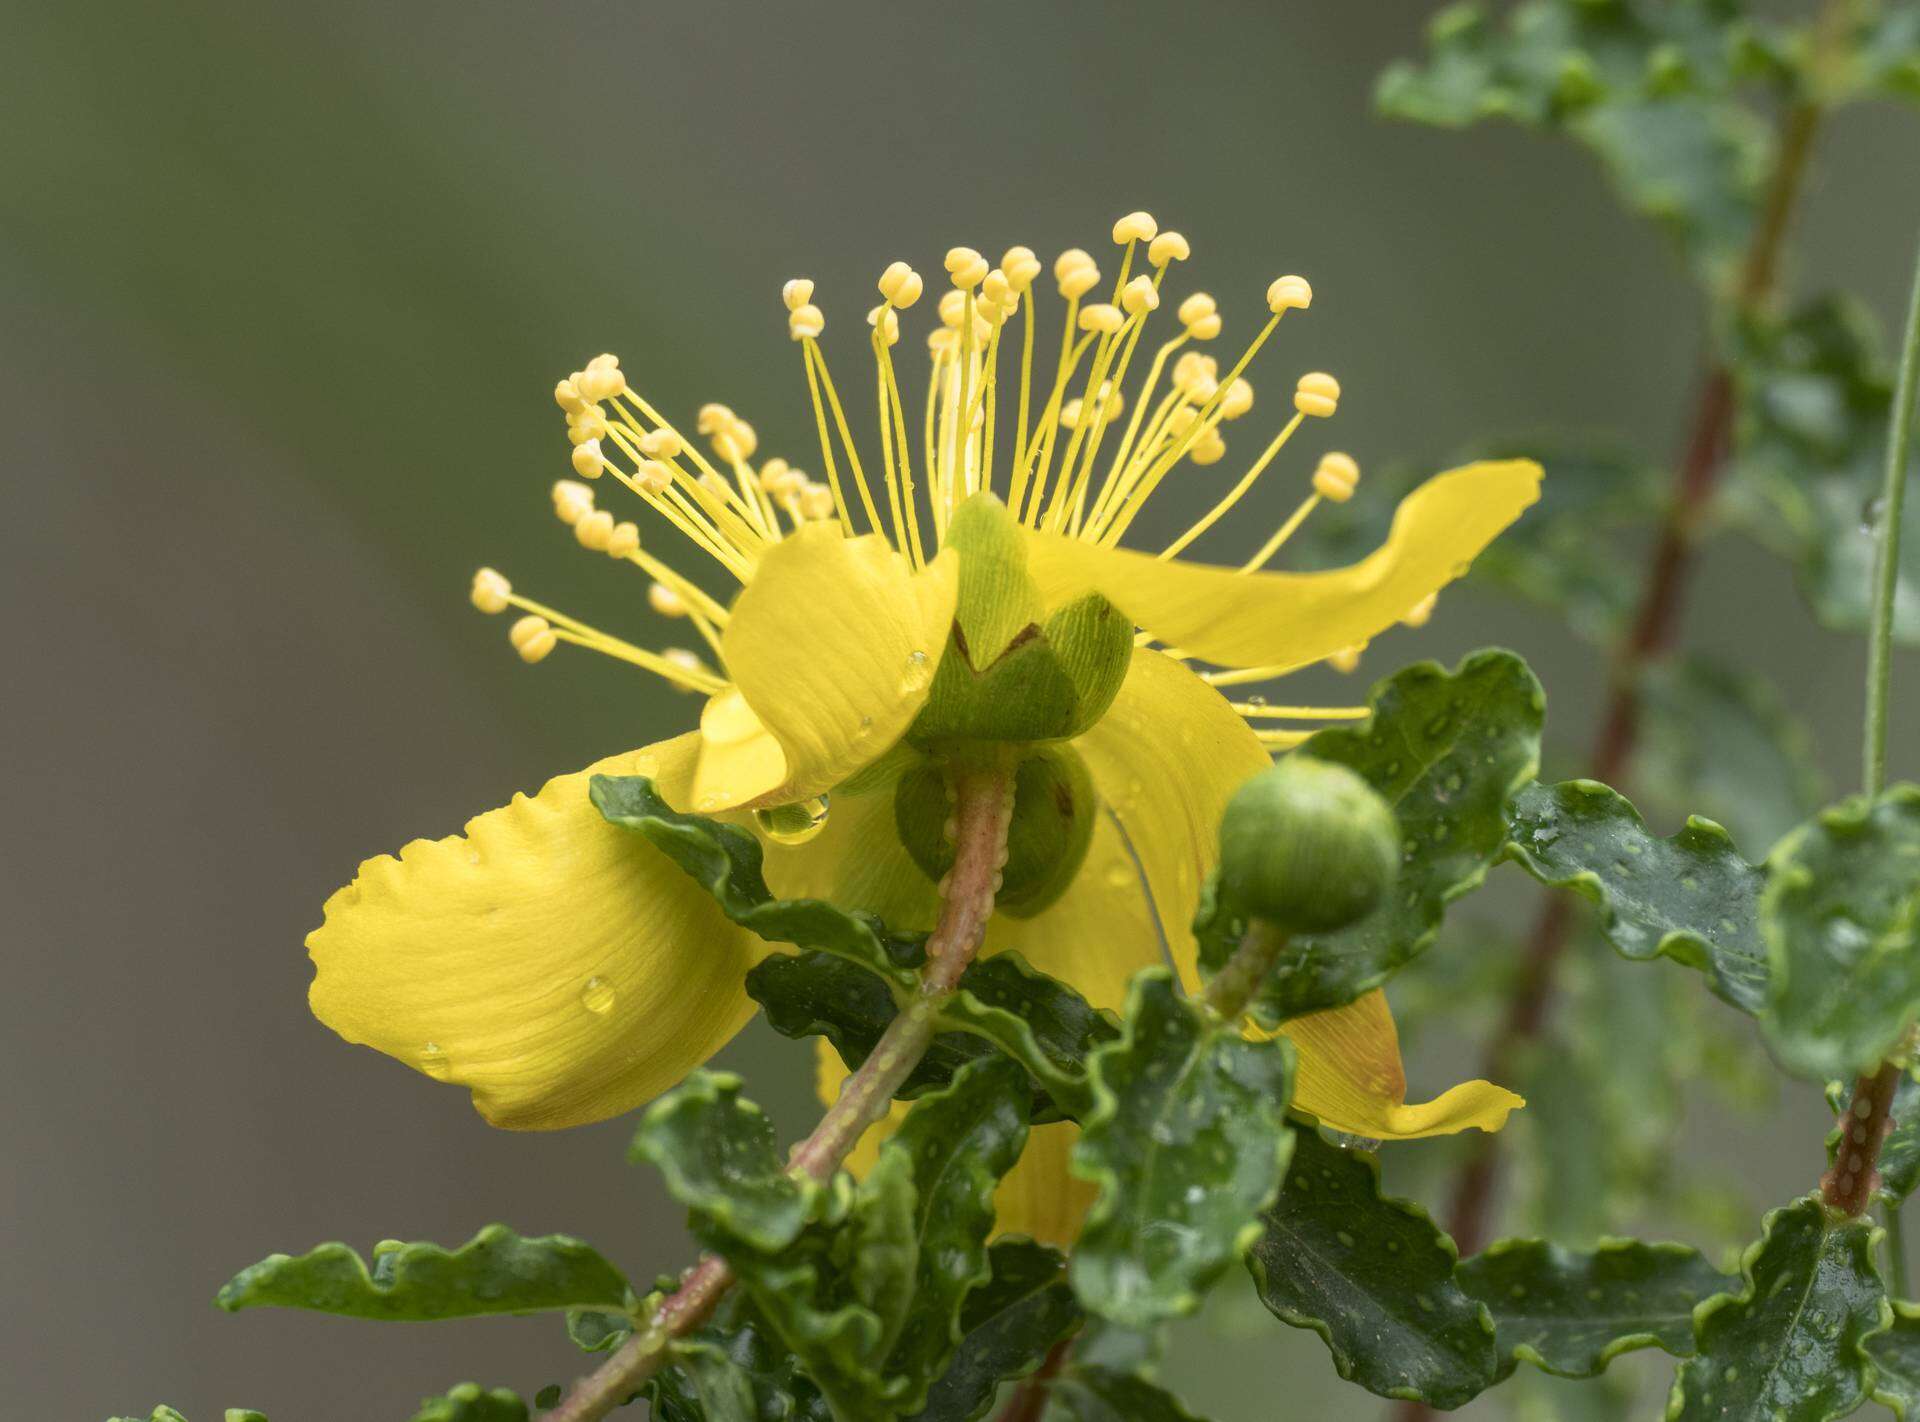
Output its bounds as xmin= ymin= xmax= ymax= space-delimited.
xmin=991 ymin=1337 xmax=1073 ymax=1422
xmin=1822 ymin=1062 xmax=1902 ymax=1217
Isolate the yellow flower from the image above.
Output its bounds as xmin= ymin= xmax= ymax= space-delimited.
xmin=308 ymin=211 xmax=1538 ymax=1243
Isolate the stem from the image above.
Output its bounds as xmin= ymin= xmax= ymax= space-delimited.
xmin=1863 ymin=224 xmax=1920 ymax=797
xmin=544 ymin=763 xmax=1017 ymax=1422
xmin=1822 ymin=1062 xmax=1901 ymax=1217
xmin=1202 ymin=920 xmax=1290 ymax=1020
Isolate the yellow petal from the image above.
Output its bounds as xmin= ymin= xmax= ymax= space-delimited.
xmin=1020 ymin=460 xmax=1542 ymax=670
xmin=695 ymin=526 xmax=959 ymax=809
xmin=308 ymin=735 xmax=763 ymax=1130
xmin=817 ymin=1043 xmax=1094 ymax=1248
xmin=1278 ymin=989 xmax=1523 ymax=1139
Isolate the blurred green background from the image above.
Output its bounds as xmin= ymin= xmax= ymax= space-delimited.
xmin=6 ymin=1 xmax=1920 ymax=1417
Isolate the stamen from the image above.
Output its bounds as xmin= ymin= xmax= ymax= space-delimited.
xmin=1255 ymin=729 xmax=1318 ymax=751
xmin=1232 ymin=703 xmax=1371 ymax=720
xmin=1240 ymin=451 xmax=1357 ymax=573
xmin=471 ymin=570 xmax=725 ymax=693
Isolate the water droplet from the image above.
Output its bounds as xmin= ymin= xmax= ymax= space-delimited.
xmin=1105 ymin=862 xmax=1135 ymax=890
xmin=1450 ymin=560 xmax=1472 ymax=579
xmin=754 ymin=795 xmax=831 ymax=846
xmin=419 ymin=1042 xmax=453 ymax=1080
xmin=1335 ymin=1230 xmax=1356 ymax=1248
xmin=1862 ymin=495 xmax=1888 ymax=533
xmin=1246 ymin=693 xmax=1268 ymax=708
xmin=900 ymin=649 xmax=934 ymax=693
xmin=580 ymin=976 xmax=617 ymax=1015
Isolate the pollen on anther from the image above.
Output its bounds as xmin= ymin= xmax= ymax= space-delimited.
xmin=649 ymin=581 xmax=687 ymax=617
xmin=1112 ymin=210 xmax=1158 ymax=244
xmin=606 ymin=522 xmax=640 ymax=559
xmin=945 ymin=246 xmax=989 ymax=289
xmin=788 ymin=305 xmax=825 ymax=340
xmin=1149 ymin=231 xmax=1191 ymax=266
xmin=1312 ymin=452 xmax=1360 ymax=502
xmin=1000 ymin=246 xmax=1042 ymax=292
xmin=571 ymin=439 xmax=605 ymax=479
xmin=638 ymin=428 xmax=684 ymax=459
xmin=878 ymin=261 xmax=923 ymax=308
xmin=551 ymin=480 xmax=595 ymax=526
xmin=867 ymin=304 xmax=901 ymax=346
xmin=1055 ymin=249 xmax=1100 ymax=299
xmin=1219 ymin=378 xmax=1254 ymax=421
xmin=1079 ymin=303 xmax=1124 ymax=335
xmin=1295 ymin=372 xmax=1341 ymax=419
xmin=1121 ymin=276 xmax=1160 ymax=316
xmin=470 ymin=568 xmax=512 ymax=614
xmin=782 ymin=278 xmax=815 ymax=312
xmin=576 ymin=509 xmax=615 ymax=551
xmin=510 ymin=615 xmax=557 ymax=663
xmin=1267 ymin=275 xmax=1313 ymax=313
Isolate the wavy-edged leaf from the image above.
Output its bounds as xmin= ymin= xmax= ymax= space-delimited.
xmin=1761 ymin=787 xmax=1920 ymax=1080
xmin=1880 ymin=1068 xmax=1920 ymax=1200
xmin=1639 ymin=655 xmax=1827 ymax=854
xmin=1212 ymin=650 xmax=1543 ymax=1018
xmin=1870 ymin=1301 xmax=1920 ymax=1419
xmin=934 ymin=952 xmax=1119 ymax=1121
xmin=1070 ymin=970 xmax=1295 ymax=1328
xmin=410 ymin=1386 xmax=527 ymax=1422
xmin=910 ymin=1239 xmax=1081 ymax=1422
xmin=629 ymin=1070 xmax=822 ymax=1253
xmin=1052 ymin=1365 xmax=1211 ymax=1421
xmin=215 ymin=1224 xmax=628 ymax=1320
xmin=649 ymin=1296 xmax=831 ymax=1422
xmin=1503 ymin=779 xmax=1768 ymax=1012
xmin=1461 ymin=1237 xmax=1732 ymax=1378
xmin=1247 ymin=1124 xmax=1500 ymax=1408
xmin=1667 ymin=1196 xmax=1889 ymax=1421
xmin=592 ymin=775 xmax=924 ymax=986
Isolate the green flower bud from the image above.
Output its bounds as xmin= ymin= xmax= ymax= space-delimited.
xmin=894 ymin=746 xmax=1097 ymax=918
xmin=1216 ymin=756 xmax=1398 ymax=934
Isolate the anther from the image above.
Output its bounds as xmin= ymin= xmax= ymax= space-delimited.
xmin=1294 ymin=372 xmax=1341 ymax=418
xmin=788 ymin=304 xmax=825 ymax=340
xmin=510 ymin=615 xmax=557 ymax=663
xmin=1078 ymin=303 xmax=1124 ymax=334
xmin=649 ymin=581 xmax=687 ymax=617
xmin=571 ymin=439 xmax=605 ymax=479
xmin=1190 ymin=429 xmax=1227 ymax=465
xmin=1267 ymin=275 xmax=1313 ymax=313
xmin=576 ymin=356 xmax=626 ymax=403
xmin=759 ymin=458 xmax=802 ymax=499
xmin=1111 ymin=210 xmax=1158 ymax=244
xmin=575 ymin=508 xmax=615 ymax=551
xmin=799 ymin=484 xmax=836 ymax=521
xmin=1219 ymin=378 xmax=1255 ymax=420
xmin=1121 ymin=275 xmax=1160 ymax=316
xmin=634 ymin=460 xmax=673 ymax=493
xmin=1401 ymin=592 xmax=1438 ymax=628
xmin=982 ymin=268 xmax=1013 ymax=307
xmin=867 ymin=304 xmax=901 ymax=346
xmin=1000 ymin=246 xmax=1042 ymax=292
xmin=551 ymin=479 xmax=595 ymax=525
xmin=696 ymin=404 xmax=735 ymax=435
xmin=606 ymin=521 xmax=640 ymax=559
xmin=663 ymin=648 xmax=706 ymax=687
xmin=782 ymin=278 xmax=815 ymax=312
xmin=879 ymin=261 xmax=924 ymax=308
xmin=470 ymin=568 xmax=512 ymax=614
xmin=554 ymin=379 xmax=587 ymax=413
xmin=567 ymin=410 xmax=607 ymax=445
xmin=1148 ymin=230 xmax=1191 ymax=266
xmin=1312 ymin=452 xmax=1359 ymax=501
xmin=1055 ymin=249 xmax=1101 ymax=299
xmin=638 ymin=428 xmax=684 ymax=459
xmin=945 ymin=246 xmax=989 ymax=289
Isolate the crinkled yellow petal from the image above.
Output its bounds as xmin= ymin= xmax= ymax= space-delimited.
xmin=695 ymin=526 xmax=959 ymax=810
xmin=1278 ymin=989 xmax=1523 ymax=1139
xmin=1019 ymin=460 xmax=1542 ymax=670
xmin=308 ymin=735 xmax=763 ymax=1130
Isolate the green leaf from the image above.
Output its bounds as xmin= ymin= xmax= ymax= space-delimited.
xmin=1460 ymin=1237 xmax=1733 ymax=1377
xmin=1218 ymin=650 xmax=1543 ymax=1019
xmin=1837 ymin=5 xmax=1920 ymax=105
xmin=1667 ymin=1196 xmax=1889 ymax=1421
xmin=909 ymin=1239 xmax=1081 ymax=1422
xmin=934 ymin=951 xmax=1119 ymax=1121
xmin=1503 ymin=779 xmax=1769 ymax=1013
xmin=1870 ymin=1301 xmax=1920 ymax=1420
xmin=1638 ymin=655 xmax=1827 ymax=854
xmin=591 ymin=774 xmax=925 ymax=987
xmin=629 ymin=1070 xmax=822 ymax=1253
xmin=1246 ymin=1124 xmax=1500 ymax=1408
xmin=1375 ymin=0 xmax=1770 ymax=288
xmin=1512 ymin=1032 xmax=1617 ymax=1245
xmin=565 ymin=1306 xmax=634 ymax=1353
xmin=1877 ymin=1067 xmax=1920 ymax=1200
xmin=1761 ymin=786 xmax=1920 ymax=1081
xmin=1051 ymin=1366 xmax=1211 ymax=1422
xmin=657 ymin=1341 xmax=758 ymax=1422
xmin=649 ymin=1296 xmax=831 ymax=1422
xmin=215 ymin=1224 xmax=629 ymax=1320
xmin=1726 ymin=296 xmax=1920 ymax=642
xmin=1070 ymin=970 xmax=1295 ymax=1328
xmin=409 ymin=1386 xmax=527 ymax=1422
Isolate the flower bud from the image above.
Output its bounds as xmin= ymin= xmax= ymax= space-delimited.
xmin=1216 ymin=757 xmax=1397 ymax=934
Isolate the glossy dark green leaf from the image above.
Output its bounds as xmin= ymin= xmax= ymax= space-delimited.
xmin=409 ymin=1386 xmax=527 ymax=1422
xmin=1247 ymin=1125 xmax=1500 ymax=1408
xmin=1727 ymin=296 xmax=1920 ymax=642
xmin=1460 ymin=1237 xmax=1732 ymax=1377
xmin=1878 ymin=1068 xmax=1920 ymax=1200
xmin=1761 ymin=786 xmax=1920 ymax=1081
xmin=648 ymin=1295 xmax=831 ymax=1422
xmin=1870 ymin=1301 xmax=1920 ymax=1419
xmin=629 ymin=1070 xmax=823 ymax=1253
xmin=1051 ymin=1366 xmax=1211 ymax=1422
xmin=591 ymin=774 xmax=925 ymax=987
xmin=1376 ymin=0 xmax=1770 ymax=286
xmin=934 ymin=951 xmax=1119 ymax=1121
xmin=657 ymin=1341 xmax=758 ymax=1422
xmin=1218 ymin=650 xmax=1543 ymax=1019
xmin=909 ymin=1239 xmax=1081 ymax=1422
xmin=565 ymin=1307 xmax=633 ymax=1353
xmin=1667 ymin=1196 xmax=1889 ymax=1421
xmin=1504 ymin=779 xmax=1769 ymax=1012
xmin=1070 ymin=970 xmax=1295 ymax=1328
xmin=1638 ymin=655 xmax=1826 ymax=854
xmin=215 ymin=1224 xmax=629 ymax=1321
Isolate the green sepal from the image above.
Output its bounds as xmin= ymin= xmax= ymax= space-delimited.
xmin=1667 ymin=1196 xmax=1889 ymax=1421
xmin=1638 ymin=655 xmax=1826 ymax=854
xmin=214 ymin=1224 xmax=629 ymax=1320
xmin=1761 ymin=786 xmax=1920 ymax=1081
xmin=748 ymin=947 xmax=1114 ymax=1124
xmin=1051 ymin=1365 xmax=1212 ymax=1422
xmin=408 ymin=1386 xmax=527 ymax=1422
xmin=1246 ymin=1124 xmax=1500 ymax=1409
xmin=1503 ymin=778 xmax=1769 ymax=1013
xmin=629 ymin=1070 xmax=823 ymax=1253
xmin=1870 ymin=1301 xmax=1920 ymax=1420
xmin=1212 ymin=650 xmax=1542 ymax=1019
xmin=1459 ymin=1237 xmax=1733 ymax=1379
xmin=895 ymin=747 xmax=1098 ymax=917
xmin=591 ymin=775 xmax=925 ymax=988
xmin=908 ymin=496 xmax=1130 ymax=747
xmin=1069 ymin=970 xmax=1296 ymax=1328
xmin=908 ymin=1239 xmax=1081 ymax=1422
